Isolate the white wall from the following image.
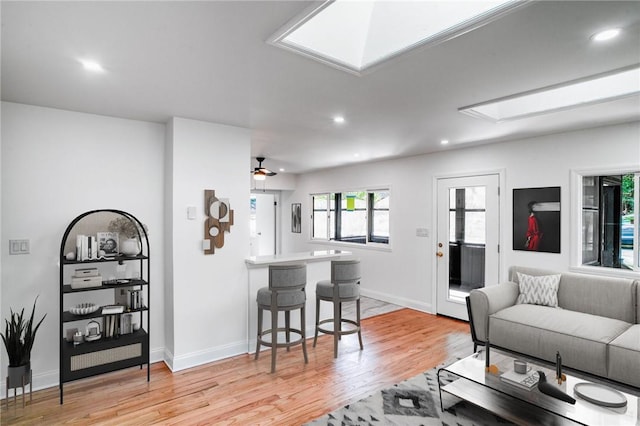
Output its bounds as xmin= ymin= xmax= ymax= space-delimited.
xmin=0 ymin=102 xmax=166 ymax=394
xmin=282 ymin=122 xmax=640 ymax=312
xmin=166 ymin=117 xmax=250 ymax=371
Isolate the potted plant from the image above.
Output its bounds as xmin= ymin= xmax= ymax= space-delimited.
xmin=108 ymin=217 xmax=147 ymax=256
xmin=1 ymin=297 xmax=46 ymax=389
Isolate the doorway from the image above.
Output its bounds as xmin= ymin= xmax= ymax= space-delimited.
xmin=436 ymin=174 xmax=500 ymax=320
xmin=250 ymin=193 xmax=276 ymax=256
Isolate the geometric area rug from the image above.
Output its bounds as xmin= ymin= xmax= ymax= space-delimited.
xmin=305 ymin=360 xmax=514 ymax=426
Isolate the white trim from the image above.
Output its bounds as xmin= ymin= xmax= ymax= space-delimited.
xmin=308 ymin=239 xmax=392 ymax=252
xmin=431 ymin=169 xmax=506 ymax=317
xmin=570 ymin=166 xmax=640 ymax=277
xmin=267 ymin=0 xmax=530 ymax=76
xmin=168 ymin=341 xmax=247 ymax=372
xmin=309 ymin=187 xmax=392 ymax=249
xmin=459 ymin=64 xmax=640 ymax=122
xmin=359 ymin=288 xmax=432 ymax=314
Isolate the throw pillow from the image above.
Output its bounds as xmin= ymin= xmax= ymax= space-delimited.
xmin=516 ymin=272 xmax=561 ymax=307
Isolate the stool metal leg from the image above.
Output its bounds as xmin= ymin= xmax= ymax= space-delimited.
xmin=333 ymin=289 xmax=340 ymax=358
xmin=313 ymin=296 xmax=320 ymax=347
xmin=271 ymin=307 xmax=278 ymax=373
xmin=255 ymin=306 xmax=263 ymax=359
xmin=285 ymin=311 xmax=291 ymax=352
xmin=301 ymin=306 xmax=308 ymax=364
xmin=356 ymin=298 xmax=363 ymax=350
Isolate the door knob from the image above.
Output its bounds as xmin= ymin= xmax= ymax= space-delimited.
xmin=436 ymin=251 xmax=444 ymax=257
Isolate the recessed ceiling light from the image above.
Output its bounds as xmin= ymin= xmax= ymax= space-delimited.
xmin=333 ymin=116 xmax=345 ymax=124
xmin=79 ymin=59 xmax=104 ymax=73
xmin=459 ymin=64 xmax=640 ymax=122
xmin=441 ymin=139 xmax=449 ymax=145
xmin=353 ymin=153 xmax=360 ymax=157
xmin=279 ymin=168 xmax=285 ymax=172
xmin=592 ymin=28 xmax=621 ymax=42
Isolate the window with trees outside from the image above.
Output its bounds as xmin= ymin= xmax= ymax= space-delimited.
xmin=312 ymin=190 xmax=389 ymax=245
xmin=581 ymin=172 xmax=638 ymax=271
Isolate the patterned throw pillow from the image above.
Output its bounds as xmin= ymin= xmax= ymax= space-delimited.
xmin=516 ymin=272 xmax=561 ymax=307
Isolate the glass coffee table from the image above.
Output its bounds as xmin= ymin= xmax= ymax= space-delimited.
xmin=438 ymin=349 xmax=639 ymax=425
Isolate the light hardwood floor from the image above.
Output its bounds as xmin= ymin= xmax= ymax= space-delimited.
xmin=2 ymin=309 xmax=471 ymax=425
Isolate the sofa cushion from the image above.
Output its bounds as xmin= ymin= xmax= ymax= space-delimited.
xmin=489 ymin=304 xmax=631 ymax=377
xmin=516 ymin=272 xmax=560 ymax=307
xmin=509 ymin=266 xmax=637 ymax=323
xmin=607 ymin=324 xmax=640 ymax=387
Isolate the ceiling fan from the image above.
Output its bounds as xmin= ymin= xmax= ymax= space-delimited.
xmin=252 ymin=157 xmax=277 ymax=181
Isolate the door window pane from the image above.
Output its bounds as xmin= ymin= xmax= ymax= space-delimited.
xmin=313 ymin=194 xmax=328 ymax=239
xmin=465 ymin=212 xmax=486 ymax=244
xmin=465 ymin=187 xmax=486 ymax=209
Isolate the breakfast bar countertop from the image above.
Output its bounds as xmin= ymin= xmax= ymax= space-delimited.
xmin=245 ymin=249 xmax=352 ymax=266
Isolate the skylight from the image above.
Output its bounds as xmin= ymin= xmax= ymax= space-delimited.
xmin=459 ymin=65 xmax=640 ymax=122
xmin=269 ymin=0 xmax=525 ymax=75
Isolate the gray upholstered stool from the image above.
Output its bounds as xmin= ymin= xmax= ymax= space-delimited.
xmin=255 ymin=263 xmax=308 ymax=373
xmin=313 ymin=259 xmax=363 ymax=358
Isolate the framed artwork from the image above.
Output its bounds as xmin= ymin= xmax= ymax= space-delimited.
xmin=97 ymin=231 xmax=118 ymax=256
xmin=291 ymin=203 xmax=301 ymax=233
xmin=513 ymin=187 xmax=560 ymax=253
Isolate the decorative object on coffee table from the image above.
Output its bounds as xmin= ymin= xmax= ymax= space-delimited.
xmin=574 ymin=383 xmax=627 ymax=408
xmin=537 ymin=371 xmax=576 ymax=404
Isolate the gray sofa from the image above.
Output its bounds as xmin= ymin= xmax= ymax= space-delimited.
xmin=468 ymin=266 xmax=640 ymax=388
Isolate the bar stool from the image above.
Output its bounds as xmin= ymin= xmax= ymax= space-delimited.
xmin=255 ymin=263 xmax=308 ymax=373
xmin=313 ymin=259 xmax=363 ymax=358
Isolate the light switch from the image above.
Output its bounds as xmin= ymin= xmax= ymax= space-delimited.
xmin=9 ymin=239 xmax=30 ymax=255
xmin=187 ymin=206 xmax=197 ymax=220
xmin=416 ymin=228 xmax=429 ymax=237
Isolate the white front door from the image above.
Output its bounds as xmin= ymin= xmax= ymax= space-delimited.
xmin=250 ymin=193 xmax=275 ymax=256
xmin=436 ymin=174 xmax=500 ymax=320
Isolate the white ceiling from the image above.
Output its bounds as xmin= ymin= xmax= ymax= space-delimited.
xmin=2 ymin=1 xmax=639 ymax=174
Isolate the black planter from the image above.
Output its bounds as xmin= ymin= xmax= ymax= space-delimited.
xmin=7 ymin=362 xmax=31 ymax=389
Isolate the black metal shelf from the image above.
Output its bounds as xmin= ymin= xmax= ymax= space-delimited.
xmin=62 ymin=254 xmax=148 ymax=265
xmin=62 ymin=306 xmax=148 ymax=323
xmin=61 ymin=330 xmax=149 ymax=383
xmin=59 ymin=209 xmax=150 ymax=404
xmin=62 ymin=278 xmax=148 ymax=293
xmin=61 ymin=329 xmax=148 ymax=355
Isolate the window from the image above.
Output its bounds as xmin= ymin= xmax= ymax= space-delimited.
xmin=312 ymin=190 xmax=390 ymax=245
xmin=578 ymin=171 xmax=639 ymax=272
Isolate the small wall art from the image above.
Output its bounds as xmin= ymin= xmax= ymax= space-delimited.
xmin=513 ymin=186 xmax=560 ymax=253
xmin=291 ymin=203 xmax=301 ymax=233
xmin=204 ymin=189 xmax=234 ymax=254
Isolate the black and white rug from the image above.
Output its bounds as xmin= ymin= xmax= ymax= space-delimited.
xmin=306 ymin=363 xmax=513 ymax=426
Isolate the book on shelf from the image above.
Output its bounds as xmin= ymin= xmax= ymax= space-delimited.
xmin=120 ymin=313 xmax=133 ymax=335
xmin=102 ymin=305 xmax=125 ymax=315
xmin=75 ymin=234 xmax=99 ymax=261
xmin=500 ymin=369 xmax=539 ymax=391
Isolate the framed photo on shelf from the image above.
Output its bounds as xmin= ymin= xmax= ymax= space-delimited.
xmin=97 ymin=231 xmax=119 ymax=256
xmin=291 ymin=203 xmax=301 ymax=233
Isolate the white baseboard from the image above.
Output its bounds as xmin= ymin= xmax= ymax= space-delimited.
xmin=167 ymin=340 xmax=247 ymax=372
xmin=1 ymin=346 xmax=173 ymax=398
xmin=360 ymin=288 xmax=433 ymax=314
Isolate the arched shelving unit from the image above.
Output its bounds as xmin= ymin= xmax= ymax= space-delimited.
xmin=58 ymin=209 xmax=150 ymax=404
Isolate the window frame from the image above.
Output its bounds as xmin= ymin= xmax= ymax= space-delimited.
xmin=311 ymin=189 xmax=391 ymax=249
xmin=570 ymin=167 xmax=639 ymax=277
